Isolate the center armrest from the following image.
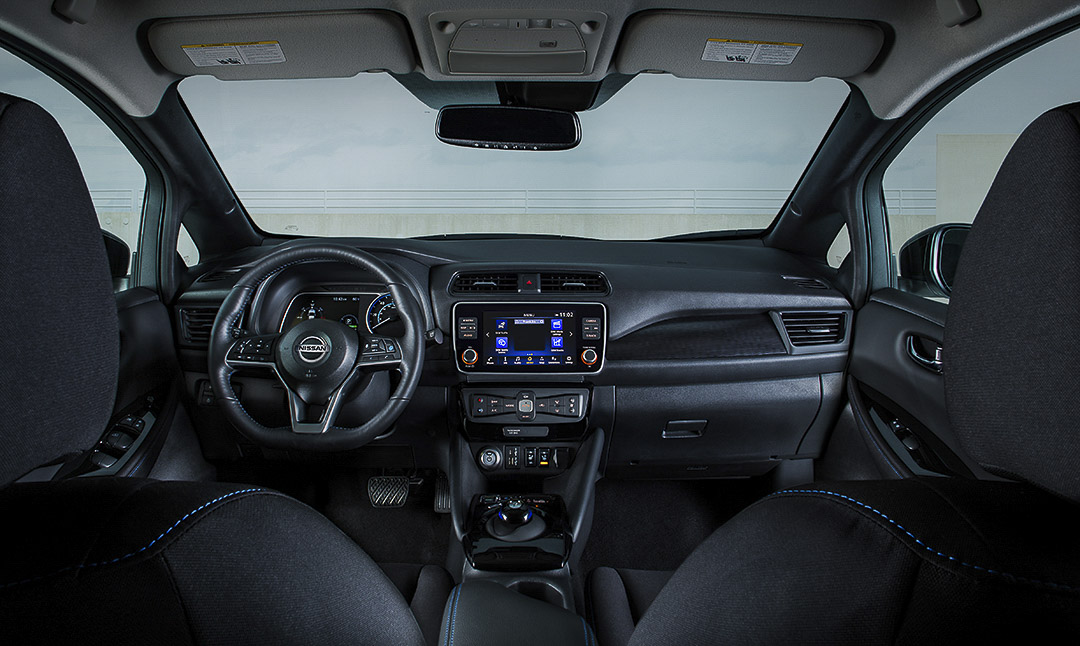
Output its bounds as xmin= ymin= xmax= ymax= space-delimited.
xmin=439 ymin=580 xmax=595 ymax=646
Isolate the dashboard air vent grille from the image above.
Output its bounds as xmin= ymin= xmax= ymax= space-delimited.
xmin=780 ymin=312 xmax=846 ymax=346
xmin=540 ymin=272 xmax=608 ymax=294
xmin=451 ymin=273 xmax=518 ymax=294
xmin=783 ymin=276 xmax=829 ymax=290
xmin=180 ymin=307 xmax=218 ymax=346
xmin=197 ymin=268 xmax=242 ymax=283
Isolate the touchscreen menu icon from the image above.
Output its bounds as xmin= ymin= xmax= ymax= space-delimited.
xmin=551 ymin=337 xmax=563 ymax=348
xmin=496 ymin=319 xmax=508 ymax=330
xmin=496 ymin=337 xmax=508 ymax=349
xmin=551 ymin=319 xmax=563 ymax=330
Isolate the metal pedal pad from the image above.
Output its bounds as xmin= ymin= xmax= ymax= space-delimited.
xmin=434 ymin=473 xmax=451 ymax=514
xmin=368 ymin=475 xmax=410 ymax=508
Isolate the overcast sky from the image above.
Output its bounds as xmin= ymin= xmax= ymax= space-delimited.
xmin=2 ymin=26 xmax=1080 ymax=195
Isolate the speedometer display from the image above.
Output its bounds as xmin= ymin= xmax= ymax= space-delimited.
xmin=366 ymin=293 xmax=400 ymax=334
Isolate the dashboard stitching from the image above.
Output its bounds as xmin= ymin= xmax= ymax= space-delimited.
xmin=0 ymin=488 xmax=265 ymax=589
xmin=769 ymin=489 xmax=1080 ymax=592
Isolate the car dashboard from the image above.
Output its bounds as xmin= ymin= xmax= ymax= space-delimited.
xmin=175 ymin=235 xmax=850 ymax=482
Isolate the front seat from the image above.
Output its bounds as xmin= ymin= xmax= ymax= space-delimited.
xmin=0 ymin=94 xmax=449 ymax=644
xmin=588 ymin=103 xmax=1080 ymax=643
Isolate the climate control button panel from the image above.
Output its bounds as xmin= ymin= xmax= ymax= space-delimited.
xmin=462 ymin=387 xmax=587 ymax=424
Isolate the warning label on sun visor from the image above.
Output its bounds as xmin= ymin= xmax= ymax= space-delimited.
xmin=702 ymin=39 xmax=802 ymax=65
xmin=182 ymin=41 xmax=287 ymax=67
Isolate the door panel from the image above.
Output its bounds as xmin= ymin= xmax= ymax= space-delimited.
xmin=848 ymin=288 xmax=982 ymax=477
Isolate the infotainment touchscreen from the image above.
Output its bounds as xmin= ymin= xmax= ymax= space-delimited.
xmin=453 ymin=303 xmax=605 ymax=373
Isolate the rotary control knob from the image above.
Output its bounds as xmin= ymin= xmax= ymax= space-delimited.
xmin=581 ymin=348 xmax=599 ymax=365
xmin=461 ymin=348 xmax=479 ymax=365
xmin=477 ymin=446 xmax=502 ymax=471
xmin=498 ymin=499 xmax=533 ymax=525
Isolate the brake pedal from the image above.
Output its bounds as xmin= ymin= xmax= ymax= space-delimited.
xmin=368 ymin=475 xmax=410 ymax=508
xmin=434 ymin=473 xmax=450 ymax=514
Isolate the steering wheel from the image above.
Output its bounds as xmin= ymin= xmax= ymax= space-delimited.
xmin=208 ymin=243 xmax=425 ymax=451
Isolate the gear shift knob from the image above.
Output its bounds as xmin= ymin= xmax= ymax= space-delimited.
xmin=497 ymin=499 xmax=533 ymax=525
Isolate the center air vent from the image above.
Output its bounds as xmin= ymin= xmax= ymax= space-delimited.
xmin=451 ymin=272 xmax=518 ymax=294
xmin=179 ymin=306 xmax=219 ymax=347
xmin=779 ymin=312 xmax=846 ymax=346
xmin=540 ymin=272 xmax=608 ymax=294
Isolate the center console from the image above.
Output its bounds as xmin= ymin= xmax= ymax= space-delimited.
xmin=448 ymin=300 xmax=609 ymax=622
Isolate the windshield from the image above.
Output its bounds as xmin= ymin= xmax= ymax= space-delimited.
xmin=180 ymin=73 xmax=847 ymax=240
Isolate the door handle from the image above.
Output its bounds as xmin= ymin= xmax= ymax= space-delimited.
xmin=907 ymin=336 xmax=943 ymax=374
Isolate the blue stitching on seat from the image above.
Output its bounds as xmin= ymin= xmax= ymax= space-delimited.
xmin=0 ymin=488 xmax=264 ymax=589
xmin=769 ymin=489 xmax=1080 ymax=592
xmin=442 ymin=585 xmax=459 ymax=646
xmin=580 ymin=616 xmax=592 ymax=646
xmin=449 ymin=583 xmax=462 ymax=646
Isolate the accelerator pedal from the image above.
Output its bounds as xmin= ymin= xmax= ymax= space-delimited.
xmin=368 ymin=475 xmax=410 ymax=508
xmin=434 ymin=473 xmax=451 ymax=514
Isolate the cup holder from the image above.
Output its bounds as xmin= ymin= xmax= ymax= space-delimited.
xmin=507 ymin=580 xmax=566 ymax=608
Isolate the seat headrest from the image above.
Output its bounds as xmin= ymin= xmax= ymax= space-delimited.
xmin=0 ymin=94 xmax=118 ymax=485
xmin=945 ymin=103 xmax=1080 ymax=502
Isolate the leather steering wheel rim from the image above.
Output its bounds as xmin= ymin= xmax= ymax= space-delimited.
xmin=208 ymin=242 xmax=425 ymax=451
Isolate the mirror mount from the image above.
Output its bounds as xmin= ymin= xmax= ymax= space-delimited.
xmin=436 ymin=104 xmax=580 ymax=151
xmin=898 ymin=223 xmax=970 ymax=298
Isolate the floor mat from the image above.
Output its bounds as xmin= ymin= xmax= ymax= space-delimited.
xmin=322 ymin=470 xmax=452 ymax=566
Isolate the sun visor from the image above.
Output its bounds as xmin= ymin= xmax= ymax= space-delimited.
xmin=616 ymin=11 xmax=883 ymax=81
xmin=148 ymin=11 xmax=415 ymax=80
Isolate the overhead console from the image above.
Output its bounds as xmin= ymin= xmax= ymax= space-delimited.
xmin=453 ymin=302 xmax=605 ymax=373
xmin=427 ymin=10 xmax=608 ymax=75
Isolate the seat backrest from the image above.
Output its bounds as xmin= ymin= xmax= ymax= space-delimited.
xmin=0 ymin=93 xmax=118 ymax=485
xmin=945 ymin=103 xmax=1080 ymax=502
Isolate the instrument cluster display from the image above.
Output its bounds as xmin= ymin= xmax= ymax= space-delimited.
xmin=280 ymin=292 xmax=402 ymax=336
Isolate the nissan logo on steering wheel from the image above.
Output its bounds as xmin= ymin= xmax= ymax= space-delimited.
xmin=297 ymin=335 xmax=331 ymax=363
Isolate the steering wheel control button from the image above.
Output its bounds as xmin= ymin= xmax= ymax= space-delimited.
xmin=478 ymin=446 xmax=503 ymax=471
xmin=462 ymin=348 xmax=479 ymax=365
xmin=581 ymin=348 xmax=599 ymax=365
xmin=360 ymin=336 xmax=402 ymax=364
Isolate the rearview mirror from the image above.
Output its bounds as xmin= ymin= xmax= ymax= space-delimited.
xmin=898 ymin=223 xmax=970 ymax=298
xmin=436 ymin=105 xmax=580 ymax=151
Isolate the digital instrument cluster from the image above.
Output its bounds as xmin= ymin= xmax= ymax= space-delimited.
xmin=453 ymin=302 xmax=606 ymax=373
xmin=280 ymin=292 xmax=402 ymax=336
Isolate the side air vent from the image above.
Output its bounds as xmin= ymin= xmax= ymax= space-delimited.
xmin=451 ymin=272 xmax=518 ymax=294
xmin=780 ymin=312 xmax=846 ymax=346
xmin=197 ymin=268 xmax=242 ymax=283
xmin=179 ymin=307 xmax=218 ymax=346
xmin=539 ymin=272 xmax=609 ymax=294
xmin=783 ymin=276 xmax=829 ymax=290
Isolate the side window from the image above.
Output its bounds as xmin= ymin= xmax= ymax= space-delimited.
xmin=882 ymin=28 xmax=1080 ymax=301
xmin=0 ymin=48 xmax=146 ymax=283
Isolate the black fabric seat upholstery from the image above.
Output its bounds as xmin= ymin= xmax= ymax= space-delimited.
xmin=587 ymin=103 xmax=1080 ymax=643
xmin=586 ymin=568 xmax=672 ymax=646
xmin=0 ymin=93 xmax=451 ymax=643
